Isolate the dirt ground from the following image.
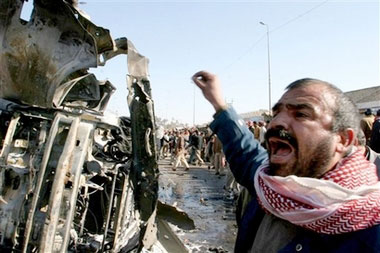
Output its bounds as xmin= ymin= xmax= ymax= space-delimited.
xmin=158 ymin=157 xmax=238 ymax=252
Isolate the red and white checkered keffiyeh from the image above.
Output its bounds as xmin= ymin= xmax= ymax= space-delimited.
xmin=254 ymin=148 xmax=380 ymax=234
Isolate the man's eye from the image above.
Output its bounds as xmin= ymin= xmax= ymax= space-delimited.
xmin=295 ymin=112 xmax=308 ymax=118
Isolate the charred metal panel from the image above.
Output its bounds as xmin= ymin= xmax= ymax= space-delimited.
xmin=127 ymin=35 xmax=159 ymax=252
xmin=0 ymin=0 xmax=160 ymax=252
xmin=0 ymin=0 xmax=98 ymax=108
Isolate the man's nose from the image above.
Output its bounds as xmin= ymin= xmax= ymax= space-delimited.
xmin=268 ymin=111 xmax=290 ymax=130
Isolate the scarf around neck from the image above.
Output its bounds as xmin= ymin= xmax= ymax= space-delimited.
xmin=254 ymin=149 xmax=380 ymax=234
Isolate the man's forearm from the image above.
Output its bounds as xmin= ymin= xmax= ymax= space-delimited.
xmin=209 ymin=107 xmax=268 ymax=194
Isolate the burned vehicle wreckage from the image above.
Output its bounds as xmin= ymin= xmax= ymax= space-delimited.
xmin=0 ymin=0 xmax=167 ymax=251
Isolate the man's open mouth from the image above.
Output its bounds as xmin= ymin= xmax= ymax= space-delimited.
xmin=268 ymin=137 xmax=295 ymax=163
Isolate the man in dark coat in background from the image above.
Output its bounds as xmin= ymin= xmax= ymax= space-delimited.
xmin=370 ymin=109 xmax=380 ymax=153
xmin=360 ymin=108 xmax=375 ymax=145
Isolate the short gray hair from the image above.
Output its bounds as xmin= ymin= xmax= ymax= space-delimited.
xmin=286 ymin=78 xmax=360 ymax=134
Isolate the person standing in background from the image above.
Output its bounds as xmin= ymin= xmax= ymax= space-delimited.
xmin=172 ymin=130 xmax=190 ymax=171
xmin=370 ymin=109 xmax=380 ymax=153
xmin=258 ymin=121 xmax=267 ymax=147
xmin=253 ymin=121 xmax=260 ymax=140
xmin=213 ymin=136 xmax=224 ymax=175
xmin=360 ymin=108 xmax=375 ymax=145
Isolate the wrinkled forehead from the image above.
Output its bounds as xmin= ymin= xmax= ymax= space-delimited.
xmin=277 ymin=84 xmax=336 ymax=114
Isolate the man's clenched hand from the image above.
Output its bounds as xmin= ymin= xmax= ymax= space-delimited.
xmin=192 ymin=71 xmax=227 ymax=112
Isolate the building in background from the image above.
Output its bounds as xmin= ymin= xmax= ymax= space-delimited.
xmin=345 ymin=86 xmax=380 ymax=114
xmin=240 ymin=109 xmax=270 ymax=122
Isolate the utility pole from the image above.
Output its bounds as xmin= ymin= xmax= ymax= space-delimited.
xmin=193 ymin=85 xmax=196 ymax=126
xmin=260 ymin=21 xmax=272 ymax=115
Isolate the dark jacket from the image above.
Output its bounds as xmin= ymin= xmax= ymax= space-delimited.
xmin=210 ymin=107 xmax=380 ymax=253
xmin=370 ymin=119 xmax=380 ymax=153
xmin=189 ymin=134 xmax=203 ymax=150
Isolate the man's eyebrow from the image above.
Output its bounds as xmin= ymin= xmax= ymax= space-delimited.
xmin=272 ymin=102 xmax=315 ymax=112
xmin=272 ymin=103 xmax=282 ymax=112
xmin=286 ymin=103 xmax=314 ymax=111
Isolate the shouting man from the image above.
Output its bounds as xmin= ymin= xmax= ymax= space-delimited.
xmin=192 ymin=71 xmax=380 ymax=252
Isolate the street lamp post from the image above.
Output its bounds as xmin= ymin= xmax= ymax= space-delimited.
xmin=259 ymin=22 xmax=272 ymax=115
xmin=193 ymin=84 xmax=196 ymax=126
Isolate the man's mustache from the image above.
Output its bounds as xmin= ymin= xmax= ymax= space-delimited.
xmin=265 ymin=128 xmax=298 ymax=149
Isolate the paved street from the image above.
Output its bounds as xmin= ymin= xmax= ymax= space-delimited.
xmin=158 ymin=157 xmax=238 ymax=252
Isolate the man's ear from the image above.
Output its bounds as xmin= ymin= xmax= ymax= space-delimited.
xmin=336 ymin=128 xmax=355 ymax=153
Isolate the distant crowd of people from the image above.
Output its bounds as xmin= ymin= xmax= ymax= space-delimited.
xmin=246 ymin=120 xmax=268 ymax=147
xmin=157 ymin=127 xmax=223 ymax=172
xmin=156 ymin=127 xmax=241 ymax=195
xmin=360 ymin=108 xmax=380 ymax=153
xmin=157 ymin=119 xmax=272 ymax=174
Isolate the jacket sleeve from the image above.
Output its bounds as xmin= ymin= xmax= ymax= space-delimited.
xmin=209 ymin=107 xmax=268 ymax=195
xmin=370 ymin=120 xmax=380 ymax=152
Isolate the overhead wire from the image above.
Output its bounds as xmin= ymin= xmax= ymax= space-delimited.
xmin=220 ymin=0 xmax=331 ymax=73
xmin=270 ymin=0 xmax=330 ymax=34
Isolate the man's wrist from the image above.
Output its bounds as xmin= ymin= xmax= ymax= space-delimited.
xmin=213 ymin=104 xmax=228 ymax=118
